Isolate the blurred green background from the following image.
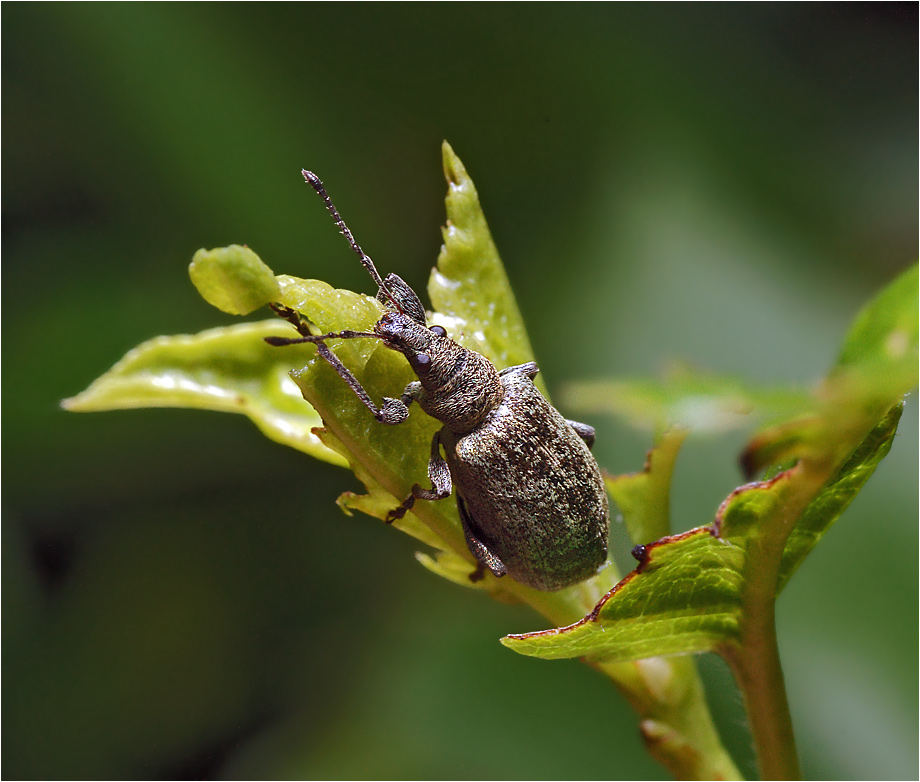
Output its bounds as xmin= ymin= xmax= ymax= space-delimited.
xmin=3 ymin=4 xmax=916 ymax=779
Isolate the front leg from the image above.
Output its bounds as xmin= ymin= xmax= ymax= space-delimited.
xmin=267 ymin=303 xmax=413 ymax=425
xmin=377 ymin=380 xmax=423 ymax=426
xmin=385 ymin=429 xmax=452 ymax=522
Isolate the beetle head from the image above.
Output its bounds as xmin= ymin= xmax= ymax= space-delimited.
xmin=375 ymin=312 xmax=452 ymax=378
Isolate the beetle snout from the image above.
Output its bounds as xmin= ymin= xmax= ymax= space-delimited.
xmin=374 ymin=311 xmax=405 ymax=343
xmin=375 ymin=312 xmax=430 ymax=351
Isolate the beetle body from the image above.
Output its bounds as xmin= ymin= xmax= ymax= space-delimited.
xmin=267 ymin=170 xmax=610 ymax=592
xmin=442 ymin=366 xmax=609 ymax=590
xmin=377 ymin=311 xmax=609 ymax=591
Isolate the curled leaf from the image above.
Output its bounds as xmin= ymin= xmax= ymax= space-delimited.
xmin=189 ymin=244 xmax=281 ymax=315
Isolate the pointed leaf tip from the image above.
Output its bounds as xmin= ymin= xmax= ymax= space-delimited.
xmin=441 ymin=141 xmax=466 ymax=186
xmin=834 ymin=264 xmax=918 ymax=373
xmin=430 ymin=144 xmax=539 ymax=382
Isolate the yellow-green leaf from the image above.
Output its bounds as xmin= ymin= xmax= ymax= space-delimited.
xmin=62 ymin=320 xmax=343 ymax=466
xmin=189 ymin=244 xmax=281 ymax=315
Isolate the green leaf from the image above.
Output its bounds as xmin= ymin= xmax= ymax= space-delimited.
xmin=429 ymin=142 xmax=541 ymax=388
xmin=259 ymin=149 xmax=627 ymax=630
xmin=742 ymin=263 xmax=917 ymax=475
xmin=564 ymin=370 xmax=816 ymax=435
xmin=61 ymin=147 xmax=585 ymax=605
xmin=834 ymin=264 xmax=918 ymax=372
xmin=503 ymin=266 xmax=917 ymax=664
xmin=272 ymin=274 xmax=468 ymax=558
xmin=776 ymin=402 xmax=902 ymax=591
xmin=606 ymin=428 xmax=687 ymax=545
xmin=505 ymin=465 xmax=810 ymax=662
xmin=503 ymin=403 xmax=899 ymax=662
xmin=62 ymin=320 xmax=345 ymax=466
xmin=62 ymin=146 xmax=740 ymax=779
xmin=313 ymin=427 xmax=446 ymax=552
xmin=415 ymin=549 xmax=511 ymax=596
xmin=503 ymin=527 xmax=744 ymax=662
xmin=189 ymin=244 xmax=281 ymax=315
xmin=263 ymin=146 xmax=580 ymax=593
xmin=565 ymin=266 xmax=916 ymax=482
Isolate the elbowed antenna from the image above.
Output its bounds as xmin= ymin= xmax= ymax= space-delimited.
xmin=265 ymin=303 xmax=408 ymax=424
xmin=301 ymin=170 xmax=403 ymax=314
xmin=263 ymin=330 xmax=378 ymax=346
xmin=265 ymin=175 xmax=423 ymax=425
xmin=265 ymin=303 xmax=378 ymax=347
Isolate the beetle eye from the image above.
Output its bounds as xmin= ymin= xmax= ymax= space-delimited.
xmin=412 ymin=352 xmax=431 ymax=369
xmin=429 ymin=324 xmax=447 ymax=338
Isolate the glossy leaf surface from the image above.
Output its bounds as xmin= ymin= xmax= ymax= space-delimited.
xmin=62 ymin=320 xmax=343 ymax=465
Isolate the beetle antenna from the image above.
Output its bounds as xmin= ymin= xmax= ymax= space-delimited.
xmin=264 ymin=330 xmax=377 ymax=346
xmin=267 ymin=302 xmax=378 ymax=345
xmin=265 ymin=303 xmax=403 ymax=423
xmin=302 ymin=170 xmax=403 ymax=313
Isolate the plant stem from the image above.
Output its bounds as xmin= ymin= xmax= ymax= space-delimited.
xmin=504 ymin=569 xmax=742 ymax=780
xmin=729 ymin=544 xmax=801 ymax=778
xmin=722 ymin=608 xmax=800 ymax=780
xmin=598 ymin=656 xmax=743 ymax=780
xmin=720 ymin=461 xmax=833 ymax=780
xmin=736 ymin=532 xmax=800 ymax=779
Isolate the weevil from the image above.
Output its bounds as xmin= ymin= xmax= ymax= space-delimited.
xmin=265 ymin=170 xmax=609 ymax=591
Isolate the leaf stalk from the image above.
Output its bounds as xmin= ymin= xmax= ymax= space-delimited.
xmin=722 ymin=460 xmax=835 ymax=779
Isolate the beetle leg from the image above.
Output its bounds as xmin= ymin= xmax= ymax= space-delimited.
xmin=565 ymin=419 xmax=596 ymax=449
xmin=385 ymin=429 xmax=452 ymax=522
xmin=397 ymin=381 xmax=422 ymax=408
xmin=457 ymin=495 xmax=507 ymax=579
xmin=267 ymin=303 xmax=412 ymax=425
xmin=268 ymin=302 xmax=318 ymax=338
xmin=311 ymin=342 xmax=411 ymax=425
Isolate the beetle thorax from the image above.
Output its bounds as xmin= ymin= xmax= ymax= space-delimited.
xmin=375 ymin=312 xmax=503 ymax=434
xmin=417 ymin=346 xmax=504 ymax=434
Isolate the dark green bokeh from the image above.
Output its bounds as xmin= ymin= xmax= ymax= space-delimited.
xmin=3 ymin=5 xmax=916 ymax=779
